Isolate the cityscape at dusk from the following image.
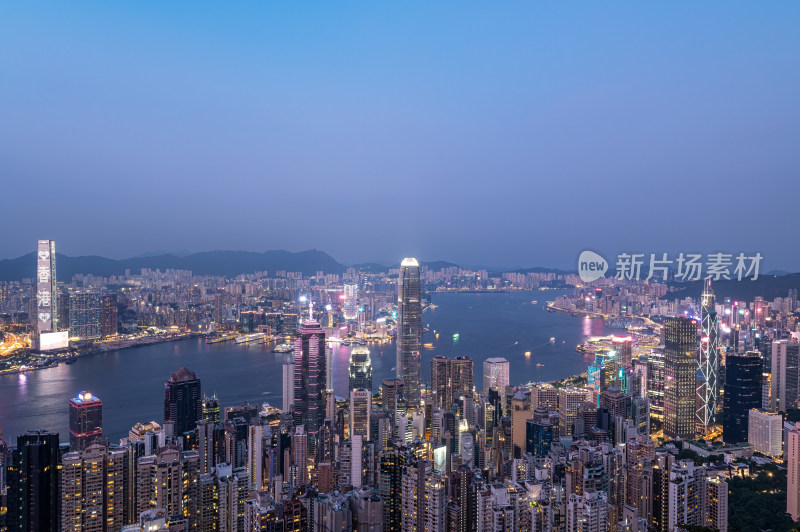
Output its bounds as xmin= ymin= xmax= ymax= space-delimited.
xmin=2 ymin=3 xmax=800 ymax=532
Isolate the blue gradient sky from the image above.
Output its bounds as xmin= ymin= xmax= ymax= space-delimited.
xmin=2 ymin=3 xmax=799 ymax=269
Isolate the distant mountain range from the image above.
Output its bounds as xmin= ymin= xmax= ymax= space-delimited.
xmin=1 ymin=249 xmax=797 ymax=302
xmin=0 ymin=250 xmax=347 ymax=281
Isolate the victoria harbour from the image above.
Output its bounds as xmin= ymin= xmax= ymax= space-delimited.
xmin=0 ymin=290 xmax=614 ymax=442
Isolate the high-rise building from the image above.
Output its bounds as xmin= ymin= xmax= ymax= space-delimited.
xmin=283 ymin=359 xmax=295 ymax=414
xmin=60 ymin=442 xmax=128 ymax=532
xmin=343 ymin=283 xmax=359 ymax=320
xmin=69 ymin=391 xmax=103 ymax=451
xmin=202 ymin=394 xmax=221 ymax=424
xmin=723 ymin=351 xmax=763 ymax=443
xmin=35 ymin=239 xmax=58 ymax=334
xmin=771 ymin=340 xmax=799 ymax=412
xmin=349 ymin=346 xmax=373 ymax=394
xmin=613 ymin=335 xmax=634 ymax=368
xmin=379 ymin=441 xmax=408 ymax=530
xmin=663 ymin=317 xmax=698 ymax=440
xmin=559 ymin=387 xmax=589 ymax=437
xmin=164 ymin=367 xmax=203 ymax=436
xmin=698 ymin=281 xmax=720 ymax=434
xmin=787 ymin=426 xmax=800 ymax=521
xmin=566 ymin=491 xmax=608 ymax=532
xmin=350 ymin=389 xmax=372 ymax=440
xmin=69 ymin=291 xmax=102 ymax=340
xmin=100 ymin=293 xmax=118 ymax=338
xmin=6 ymin=431 xmax=61 ymax=531
xmin=483 ymin=357 xmax=510 ymax=393
xmin=705 ymin=477 xmax=729 ymax=532
xmin=431 ymin=356 xmax=474 ymax=410
xmin=397 ymin=258 xmax=422 ymax=405
xmin=247 ymin=424 xmax=265 ymax=491
xmin=748 ymin=409 xmax=783 ymax=457
xmin=293 ymin=316 xmax=327 ymax=457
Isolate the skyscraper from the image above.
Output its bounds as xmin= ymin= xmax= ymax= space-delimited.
xmin=748 ymin=409 xmax=783 ymax=457
xmin=293 ymin=313 xmax=327 ymax=457
xmin=771 ymin=340 xmax=799 ymax=412
xmin=69 ymin=291 xmax=102 ymax=340
xmin=787 ymin=426 xmax=800 ymax=521
xmin=69 ymin=391 xmax=103 ymax=451
xmin=397 ymin=257 xmax=422 ymax=405
xmin=60 ymin=442 xmax=127 ymax=532
xmin=698 ymin=280 xmax=720 ymax=434
xmin=35 ymin=239 xmax=58 ymax=335
xmin=100 ymin=293 xmax=118 ymax=338
xmin=722 ymin=351 xmax=763 ymax=443
xmin=283 ymin=359 xmax=295 ymax=414
xmin=431 ymin=356 xmax=474 ymax=410
xmin=349 ymin=346 xmax=373 ymax=394
xmin=6 ymin=431 xmax=60 ymax=531
xmin=202 ymin=394 xmax=221 ymax=424
xmin=483 ymin=357 xmax=510 ymax=393
xmin=663 ymin=317 xmax=698 ymax=440
xmin=350 ymin=389 xmax=372 ymax=439
xmin=163 ymin=367 xmax=203 ymax=436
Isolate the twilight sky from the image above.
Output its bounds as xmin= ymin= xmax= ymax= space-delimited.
xmin=2 ymin=2 xmax=799 ymax=270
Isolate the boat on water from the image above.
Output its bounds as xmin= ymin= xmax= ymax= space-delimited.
xmin=235 ymin=332 xmax=266 ymax=344
xmin=423 ymin=343 xmax=434 ymax=349
xmin=536 ymin=363 xmax=545 ymax=367
xmin=524 ymin=351 xmax=531 ymax=357
xmin=65 ymin=356 xmax=77 ymax=365
xmin=452 ymin=333 xmax=460 ymax=342
xmin=272 ymin=343 xmax=293 ymax=353
xmin=531 ymin=300 xmax=538 ymax=304
xmin=550 ymin=337 xmax=556 ymax=344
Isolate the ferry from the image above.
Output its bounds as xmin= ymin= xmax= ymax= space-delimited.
xmin=423 ymin=343 xmax=435 ymax=349
xmin=524 ymin=351 xmax=532 ymax=358
xmin=235 ymin=332 xmax=266 ymax=344
xmin=272 ymin=343 xmax=293 ymax=353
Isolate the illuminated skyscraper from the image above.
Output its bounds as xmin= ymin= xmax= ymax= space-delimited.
xmin=202 ymin=394 xmax=221 ymax=424
xmin=664 ymin=317 xmax=698 ymax=440
xmin=69 ymin=391 xmax=103 ymax=451
xmin=60 ymin=442 xmax=127 ymax=532
xmin=349 ymin=346 xmax=373 ymax=394
xmin=163 ymin=367 xmax=203 ymax=436
xmin=100 ymin=293 xmax=118 ymax=338
xmin=293 ymin=311 xmax=327 ymax=457
xmin=397 ymin=257 xmax=422 ymax=405
xmin=483 ymin=357 xmax=510 ymax=393
xmin=698 ymin=280 xmax=720 ymax=434
xmin=35 ymin=239 xmax=57 ymax=334
xmin=350 ymin=389 xmax=372 ymax=439
xmin=343 ymin=283 xmax=359 ymax=320
xmin=431 ymin=356 xmax=474 ymax=410
xmin=283 ymin=359 xmax=295 ymax=414
xmin=69 ymin=291 xmax=102 ymax=340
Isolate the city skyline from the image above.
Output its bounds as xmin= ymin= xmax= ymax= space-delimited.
xmin=3 ymin=3 xmax=800 ymax=268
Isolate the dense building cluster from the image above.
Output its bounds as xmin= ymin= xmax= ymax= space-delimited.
xmin=3 ymin=246 xmax=800 ymax=530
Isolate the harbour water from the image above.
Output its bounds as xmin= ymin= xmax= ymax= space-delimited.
xmin=0 ymin=290 xmax=618 ymax=441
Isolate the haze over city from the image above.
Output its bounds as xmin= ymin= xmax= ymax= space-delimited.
xmin=2 ymin=3 xmax=800 ymax=268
